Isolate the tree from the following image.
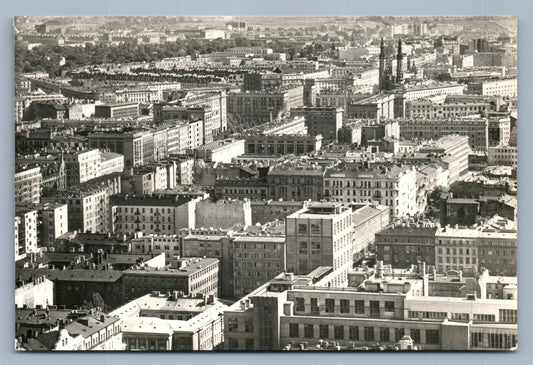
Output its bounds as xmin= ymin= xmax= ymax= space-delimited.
xmin=82 ymin=292 xmax=107 ymax=311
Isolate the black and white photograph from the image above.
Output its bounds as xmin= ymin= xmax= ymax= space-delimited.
xmin=13 ymin=15 xmax=518 ymax=352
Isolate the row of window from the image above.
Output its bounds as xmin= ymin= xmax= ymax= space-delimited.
xmin=287 ymin=324 xmax=440 ymax=345
xmin=294 ymin=298 xmax=396 ymax=315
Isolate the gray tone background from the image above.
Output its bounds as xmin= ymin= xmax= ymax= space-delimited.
xmin=1 ymin=0 xmax=531 ymax=364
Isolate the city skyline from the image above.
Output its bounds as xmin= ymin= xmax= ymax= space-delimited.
xmin=14 ymin=15 xmax=517 ymax=352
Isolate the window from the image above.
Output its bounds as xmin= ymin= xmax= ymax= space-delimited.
xmin=228 ymin=317 xmax=238 ymax=332
xmin=355 ymin=300 xmax=365 ymax=314
xmin=289 ymin=323 xmax=299 ymax=338
xmin=369 ymin=301 xmax=380 ymax=317
xmin=311 ymin=298 xmax=320 ymax=313
xmin=364 ymin=327 xmax=374 ymax=341
xmin=471 ymin=332 xmax=483 ymax=347
xmin=245 ymin=338 xmax=254 ymax=350
xmin=325 ymin=299 xmax=335 ymax=313
xmin=304 ymin=324 xmax=314 ymax=338
xmin=411 ymin=329 xmax=421 ymax=343
xmin=395 ymin=328 xmax=405 ymax=341
xmin=228 ymin=338 xmax=239 ymax=350
xmin=245 ymin=318 xmax=254 ymax=332
xmin=426 ymin=329 xmax=440 ymax=345
xmin=295 ymin=298 xmax=305 ymax=312
xmin=340 ymin=299 xmax=350 ymax=313
xmin=311 ymin=223 xmax=321 ymax=235
xmin=384 ymin=301 xmax=395 ymax=312
xmin=380 ymin=327 xmax=390 ymax=342
xmin=298 ymin=224 xmax=307 ymax=234
xmin=334 ymin=325 xmax=344 ymax=340
xmin=499 ymin=309 xmax=517 ymax=323
xmin=349 ymin=326 xmax=359 ymax=341
xmin=299 ymin=242 xmax=308 ymax=254
xmin=319 ymin=325 xmax=329 ymax=339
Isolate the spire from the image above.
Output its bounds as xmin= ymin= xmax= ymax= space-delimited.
xmin=396 ymin=38 xmax=403 ymax=84
xmin=397 ymin=38 xmax=402 ymax=54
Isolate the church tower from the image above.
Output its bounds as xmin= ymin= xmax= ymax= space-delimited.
xmin=379 ymin=38 xmax=385 ymax=90
xmin=396 ymin=38 xmax=403 ymax=84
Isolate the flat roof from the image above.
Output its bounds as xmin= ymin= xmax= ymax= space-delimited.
xmin=56 ymin=269 xmax=122 ymax=282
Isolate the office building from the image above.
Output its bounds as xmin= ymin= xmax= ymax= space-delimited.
xmin=286 ymin=202 xmax=353 ymax=286
xmin=94 ymin=103 xmax=140 ymax=119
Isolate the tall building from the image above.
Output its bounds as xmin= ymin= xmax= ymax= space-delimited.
xmin=42 ymin=185 xmax=110 ymax=234
xmin=290 ymin=107 xmax=343 ymax=142
xmin=15 ymin=208 xmax=39 ymax=260
xmin=286 ymin=202 xmax=353 ymax=286
xmin=15 ymin=166 xmax=42 ymax=204
xmin=94 ymin=103 xmax=140 ymax=118
xmin=37 ymin=202 xmax=68 ymax=249
xmin=64 ymin=149 xmax=102 ymax=186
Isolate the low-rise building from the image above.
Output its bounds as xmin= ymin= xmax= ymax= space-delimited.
xmin=487 ymin=144 xmax=517 ymax=168
xmin=323 ymin=165 xmax=418 ymax=217
xmin=244 ymin=134 xmax=323 ymax=156
xmin=376 ymin=226 xmax=438 ymax=269
xmin=23 ymin=310 xmax=124 ymax=351
xmin=111 ymin=291 xmax=227 ymax=351
xmin=111 ymin=195 xmax=199 ymax=236
xmin=94 ymin=103 xmax=140 ymax=118
xmin=122 ymin=257 xmax=219 ymax=302
xmin=15 ymin=275 xmax=54 ymax=309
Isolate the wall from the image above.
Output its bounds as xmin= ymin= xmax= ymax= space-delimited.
xmin=195 ymin=199 xmax=251 ymax=229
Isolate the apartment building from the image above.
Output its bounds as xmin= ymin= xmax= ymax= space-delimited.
xmin=226 ymin=86 xmax=304 ymax=125
xmin=111 ymin=291 xmax=227 ymax=351
xmin=122 ymin=257 xmax=219 ymax=301
xmin=15 ymin=166 xmax=42 ymax=204
xmin=399 ymin=118 xmax=489 ymax=151
xmin=110 ymin=195 xmax=199 ymax=236
xmin=375 ymin=226 xmax=438 ymax=269
xmin=43 ymin=186 xmax=110 ymax=233
xmin=64 ymin=149 xmax=102 ymax=186
xmin=323 ymin=165 xmax=418 ymax=217
xmin=15 ymin=208 xmax=39 ymax=261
